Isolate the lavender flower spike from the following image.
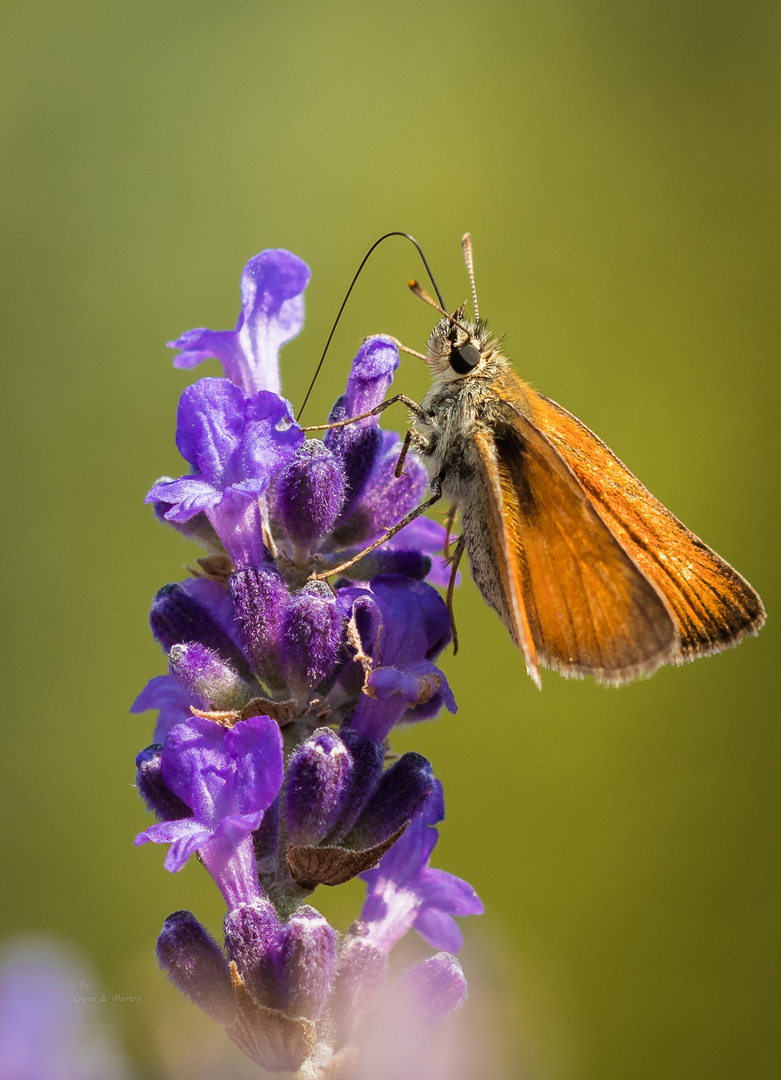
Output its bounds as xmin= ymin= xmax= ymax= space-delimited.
xmin=135 ymin=246 xmax=483 ymax=1075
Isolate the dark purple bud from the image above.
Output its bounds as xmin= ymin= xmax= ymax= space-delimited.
xmin=152 ymin=498 xmax=223 ymax=552
xmin=274 ymin=440 xmax=346 ymax=549
xmin=345 ymin=752 xmax=435 ymax=850
xmin=399 ymin=952 xmax=467 ymax=1024
xmin=323 ymin=729 xmax=385 ymax=844
xmin=275 ymin=906 xmax=337 ymax=1020
xmin=280 ymin=582 xmax=344 ymax=693
xmin=324 ymin=337 xmax=399 ymax=515
xmin=284 ymin=728 xmax=353 ymax=846
xmin=229 ymin=566 xmax=290 ymax=689
xmin=149 ymin=583 xmax=249 ymax=677
xmin=156 ymin=910 xmax=235 ymax=1024
xmin=326 ymin=420 xmax=382 ymax=518
xmin=223 ymin=898 xmax=282 ymax=1010
xmin=168 ymin=642 xmax=252 ymax=711
xmin=358 ymin=549 xmax=432 ymax=581
xmin=135 ymin=745 xmax=193 ymax=822
xmin=224 ymin=901 xmax=335 ymax=1021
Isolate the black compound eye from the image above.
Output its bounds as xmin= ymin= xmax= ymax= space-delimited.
xmin=449 ymin=341 xmax=481 ymax=375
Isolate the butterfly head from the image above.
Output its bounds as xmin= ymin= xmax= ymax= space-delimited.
xmin=426 ymin=303 xmax=495 ymax=382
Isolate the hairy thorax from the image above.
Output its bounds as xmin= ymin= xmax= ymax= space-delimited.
xmin=417 ymin=355 xmax=532 ymax=505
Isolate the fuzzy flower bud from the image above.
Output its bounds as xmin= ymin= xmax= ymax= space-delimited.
xmin=284 ymin=728 xmax=353 ymax=846
xmin=168 ymin=642 xmax=252 ymax=711
xmin=280 ymin=581 xmax=345 ymax=695
xmin=274 ymin=440 xmax=347 ymax=550
xmin=345 ymin=751 xmax=435 ymax=850
xmin=149 ymin=582 xmax=248 ymax=677
xmin=135 ymin=745 xmax=193 ymax=822
xmin=229 ymin=565 xmax=290 ymax=689
xmin=156 ymin=910 xmax=235 ymax=1024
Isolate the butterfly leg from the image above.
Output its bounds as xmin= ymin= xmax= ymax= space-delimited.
xmin=301 ymin=394 xmax=433 ymax=433
xmin=394 ymin=427 xmax=430 ymax=478
xmin=311 ymin=480 xmax=443 ymax=582
xmin=445 ymin=533 xmax=466 ymax=654
xmin=442 ymin=505 xmax=458 ymax=558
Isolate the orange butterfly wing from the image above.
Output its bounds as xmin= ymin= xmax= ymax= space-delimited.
xmin=469 ymin=416 xmax=679 ymax=687
xmin=523 ymin=389 xmax=765 ymax=661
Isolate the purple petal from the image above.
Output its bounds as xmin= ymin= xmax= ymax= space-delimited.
xmin=146 ymin=475 xmax=223 ymax=523
xmin=167 ymin=250 xmax=310 ymax=397
xmin=223 ymin=716 xmax=285 ymax=817
xmin=205 ymin=487 xmax=267 ymax=569
xmin=131 ymin=674 xmax=196 ymax=743
xmin=175 ymin=378 xmax=247 ymax=482
xmin=135 ymin=817 xmax=211 ymax=873
xmin=169 ymin=328 xmax=241 ymax=374
xmin=340 ymin=336 xmax=400 ymax=416
xmin=415 ymin=868 xmax=485 ymax=917
xmin=411 ymin=908 xmax=463 ymax=953
xmin=236 ymin=250 xmax=310 ymax=396
xmin=160 ymin=718 xmax=242 ymax=823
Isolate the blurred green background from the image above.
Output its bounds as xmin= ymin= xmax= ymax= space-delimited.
xmin=2 ymin=1 xmax=779 ymax=1076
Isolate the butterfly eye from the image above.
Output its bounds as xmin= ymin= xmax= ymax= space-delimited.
xmin=449 ymin=341 xmax=481 ymax=375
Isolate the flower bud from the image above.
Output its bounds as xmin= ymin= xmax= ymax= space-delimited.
xmin=149 ymin=583 xmax=248 ymax=677
xmin=345 ymin=752 xmax=435 ymax=850
xmin=156 ymin=910 xmax=235 ymax=1024
xmin=135 ymin=745 xmax=192 ymax=822
xmin=324 ymin=337 xmax=399 ymax=514
xmin=274 ymin=440 xmax=346 ymax=549
xmin=398 ymin=952 xmax=467 ymax=1024
xmin=280 ymin=582 xmax=344 ymax=694
xmin=223 ymin=898 xmax=282 ymax=1010
xmin=323 ymin=729 xmax=385 ymax=844
xmin=224 ymin=901 xmax=336 ymax=1021
xmin=168 ymin=642 xmax=252 ymax=711
xmin=284 ymin=728 xmax=352 ymax=846
xmin=229 ymin=566 xmax=290 ymax=689
xmin=277 ymin=906 xmax=337 ymax=1021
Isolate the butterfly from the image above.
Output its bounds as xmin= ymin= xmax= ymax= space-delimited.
xmin=406 ymin=235 xmax=765 ymax=687
xmin=310 ymin=233 xmax=765 ymax=688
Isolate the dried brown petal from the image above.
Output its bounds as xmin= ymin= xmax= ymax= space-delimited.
xmin=225 ymin=962 xmax=317 ymax=1072
xmin=286 ymin=822 xmax=409 ymax=889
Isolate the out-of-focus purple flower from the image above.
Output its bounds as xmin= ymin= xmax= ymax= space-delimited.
xmin=135 ymin=715 xmax=283 ymax=909
xmin=361 ymin=781 xmax=483 ymax=954
xmin=0 ymin=940 xmax=134 ymax=1080
xmin=168 ymin=249 xmax=310 ymax=397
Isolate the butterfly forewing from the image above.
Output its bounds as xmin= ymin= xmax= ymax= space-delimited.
xmin=470 ymin=412 xmax=679 ymax=685
xmin=525 ymin=392 xmax=766 ymax=660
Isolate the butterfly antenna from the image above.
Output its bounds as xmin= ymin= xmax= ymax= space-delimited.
xmin=296 ymin=232 xmax=446 ymax=421
xmin=408 ymin=281 xmax=472 ymax=337
xmin=461 ymin=232 xmax=479 ymax=321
